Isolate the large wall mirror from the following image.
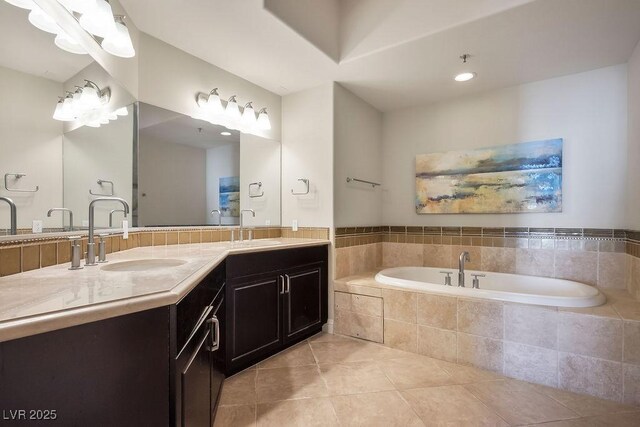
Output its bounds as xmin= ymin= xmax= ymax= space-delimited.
xmin=0 ymin=0 xmax=281 ymax=238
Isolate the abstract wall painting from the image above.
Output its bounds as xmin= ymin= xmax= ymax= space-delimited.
xmin=219 ymin=176 xmax=240 ymax=217
xmin=415 ymin=138 xmax=563 ymax=214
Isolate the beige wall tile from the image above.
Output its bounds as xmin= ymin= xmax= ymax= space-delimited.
xmin=449 ymin=246 xmax=482 ymax=270
xmin=504 ymin=303 xmax=558 ymax=349
xmin=555 ymin=250 xmax=598 ymax=285
xmin=558 ymin=312 xmax=623 ymax=361
xmin=190 ymin=231 xmax=201 ymax=243
xmin=153 ymin=232 xmax=167 ymax=246
xmin=623 ymin=320 xmax=640 ymax=365
xmin=40 ymin=243 xmax=57 ymax=268
xmin=417 ymin=325 xmax=457 ymax=362
xmin=623 ymin=363 xmax=640 ymax=405
xmin=457 ymin=333 xmax=504 ymax=373
xmin=334 ymin=292 xmax=352 ymax=312
xmin=504 ymin=342 xmax=558 ymax=387
xmin=382 ymin=289 xmax=417 ymax=323
xmin=382 ymin=242 xmax=422 ymax=267
xmin=351 ymin=293 xmax=383 ymax=317
xmin=201 ymin=230 xmax=213 ymax=243
xmin=516 ymin=249 xmax=554 ymax=277
xmin=423 ymin=244 xmax=452 ymax=268
xmin=481 ymin=247 xmax=516 ymax=273
xmin=57 ymin=241 xmax=71 ymax=264
xmin=384 ymin=319 xmax=417 ymax=353
xmin=417 ymin=293 xmax=457 ymax=331
xmin=138 ymin=233 xmax=152 ymax=247
xmin=334 ymin=310 xmax=383 ymax=343
xmin=22 ymin=245 xmax=40 ymax=272
xmin=334 ymin=248 xmax=350 ymax=279
xmin=0 ymin=247 xmax=21 ymax=276
xmin=178 ymin=231 xmax=191 ymax=244
xmin=166 ymin=232 xmax=178 ymax=245
xmin=558 ymin=352 xmax=622 ymax=402
xmin=598 ymin=252 xmax=628 ymax=289
xmin=457 ymin=298 xmax=504 ymax=339
xmin=375 ymin=242 xmax=382 ymax=267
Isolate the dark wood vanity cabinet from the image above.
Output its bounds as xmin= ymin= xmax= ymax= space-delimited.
xmin=225 ymin=245 xmax=328 ymax=374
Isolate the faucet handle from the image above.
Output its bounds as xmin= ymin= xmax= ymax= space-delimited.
xmin=471 ymin=273 xmax=486 ymax=289
xmin=68 ymin=236 xmax=83 ymax=270
xmin=97 ymin=233 xmax=109 ymax=263
xmin=439 ymin=271 xmax=453 ymax=286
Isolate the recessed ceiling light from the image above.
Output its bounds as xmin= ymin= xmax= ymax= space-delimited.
xmin=455 ymin=72 xmax=476 ymax=82
xmin=221 ymin=131 xmax=231 ymax=136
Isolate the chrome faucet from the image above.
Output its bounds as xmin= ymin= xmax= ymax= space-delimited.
xmin=0 ymin=197 xmax=17 ymax=235
xmin=109 ymin=209 xmax=125 ymax=227
xmin=458 ymin=251 xmax=470 ymax=287
xmin=47 ymin=208 xmax=74 ymax=231
xmin=86 ymin=197 xmax=130 ymax=266
xmin=210 ymin=209 xmax=222 ymax=226
xmin=239 ymin=209 xmax=255 ymax=241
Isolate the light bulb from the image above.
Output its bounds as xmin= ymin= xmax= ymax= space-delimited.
xmin=79 ymin=0 xmax=116 ymax=38
xmin=454 ymin=72 xmax=476 ymax=82
xmin=53 ymin=99 xmax=75 ymax=121
xmin=28 ymin=6 xmax=59 ymax=34
xmin=80 ymin=83 xmax=101 ymax=109
xmin=257 ymin=108 xmax=271 ymax=130
xmin=114 ymin=106 xmax=128 ymax=116
xmin=241 ymin=102 xmax=257 ymax=127
xmin=4 ymin=0 xmax=35 ymax=10
xmin=57 ymin=0 xmax=94 ymax=14
xmin=225 ymin=96 xmax=241 ymax=121
xmin=107 ymin=111 xmax=118 ymax=120
xmin=101 ymin=17 xmax=135 ymax=58
xmin=54 ymin=30 xmax=87 ymax=55
xmin=206 ymin=89 xmax=224 ymax=114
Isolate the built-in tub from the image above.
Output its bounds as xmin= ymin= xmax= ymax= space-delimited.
xmin=375 ymin=267 xmax=606 ymax=307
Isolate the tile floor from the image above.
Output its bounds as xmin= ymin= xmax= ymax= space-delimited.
xmin=214 ymin=333 xmax=640 ymax=426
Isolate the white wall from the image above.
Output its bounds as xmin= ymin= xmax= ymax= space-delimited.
xmin=382 ymin=64 xmax=629 ymax=228
xmin=333 ymin=83 xmax=383 ymax=227
xmin=138 ymin=33 xmax=282 ymax=142
xmin=0 ymin=65 xmax=63 ymax=230
xmin=281 ymin=83 xmax=334 ymax=228
xmin=138 ymin=135 xmax=207 ymax=226
xmin=628 ymin=41 xmax=640 ymax=229
xmin=206 ymin=143 xmax=240 ymax=226
xmin=240 ymin=134 xmax=281 ymax=227
xmin=63 ymin=106 xmax=134 ymax=228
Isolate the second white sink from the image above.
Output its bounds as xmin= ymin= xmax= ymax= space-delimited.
xmin=101 ymin=259 xmax=187 ymax=272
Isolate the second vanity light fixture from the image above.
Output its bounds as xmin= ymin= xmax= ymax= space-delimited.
xmin=195 ymin=88 xmax=272 ymax=135
xmin=3 ymin=0 xmax=135 ymax=58
xmin=53 ymin=79 xmax=128 ymax=127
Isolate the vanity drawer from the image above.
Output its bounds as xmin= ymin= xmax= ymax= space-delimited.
xmin=176 ymin=263 xmax=225 ymax=352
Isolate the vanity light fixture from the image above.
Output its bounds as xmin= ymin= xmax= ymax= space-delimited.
xmin=52 ymin=79 xmax=122 ymax=128
xmin=454 ymin=54 xmax=476 ymax=82
xmin=195 ymin=89 xmax=271 ymax=135
xmin=225 ymin=96 xmax=241 ymax=121
xmin=3 ymin=0 xmax=135 ymax=59
xmin=200 ymin=88 xmax=224 ymax=114
xmin=241 ymin=102 xmax=257 ymax=126
xmin=257 ymin=108 xmax=271 ymax=130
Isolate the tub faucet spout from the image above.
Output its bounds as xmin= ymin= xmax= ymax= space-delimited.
xmin=458 ymin=251 xmax=470 ymax=287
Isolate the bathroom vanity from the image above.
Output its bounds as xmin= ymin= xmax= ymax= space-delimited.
xmin=0 ymin=240 xmax=328 ymax=427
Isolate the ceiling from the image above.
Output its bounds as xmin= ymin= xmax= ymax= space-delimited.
xmin=139 ymin=103 xmax=240 ymax=150
xmin=120 ymin=0 xmax=640 ymax=111
xmin=0 ymin=2 xmax=92 ymax=82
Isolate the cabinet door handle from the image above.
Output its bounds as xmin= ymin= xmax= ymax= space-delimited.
xmin=279 ymin=275 xmax=285 ymax=294
xmin=285 ymin=274 xmax=291 ymax=294
xmin=207 ymin=315 xmax=220 ymax=352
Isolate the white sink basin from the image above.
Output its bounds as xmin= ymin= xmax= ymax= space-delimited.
xmin=101 ymin=259 xmax=187 ymax=272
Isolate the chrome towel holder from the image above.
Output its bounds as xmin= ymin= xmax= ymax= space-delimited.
xmin=4 ymin=173 xmax=39 ymax=192
xmin=346 ymin=177 xmax=381 ymax=188
xmin=291 ymin=178 xmax=310 ymax=195
xmin=89 ymin=179 xmax=115 ymax=196
xmin=249 ymin=182 xmax=264 ymax=198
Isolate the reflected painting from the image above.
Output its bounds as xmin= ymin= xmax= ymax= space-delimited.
xmin=219 ymin=176 xmax=240 ymax=217
xmin=416 ymin=139 xmax=563 ymax=214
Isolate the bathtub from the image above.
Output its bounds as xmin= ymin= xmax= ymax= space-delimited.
xmin=374 ymin=267 xmax=605 ymax=307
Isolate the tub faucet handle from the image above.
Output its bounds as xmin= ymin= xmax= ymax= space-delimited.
xmin=471 ymin=273 xmax=486 ymax=289
xmin=439 ymin=271 xmax=453 ymax=286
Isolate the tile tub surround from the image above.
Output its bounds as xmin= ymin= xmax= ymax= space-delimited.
xmin=0 ymin=226 xmax=329 ymax=278
xmin=216 ymin=332 xmax=640 ymax=426
xmin=333 ymin=272 xmax=640 ymax=405
xmin=334 ymin=226 xmax=640 ymax=298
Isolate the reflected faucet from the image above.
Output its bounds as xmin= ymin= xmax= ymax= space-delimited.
xmin=47 ymin=208 xmax=73 ymax=231
xmin=87 ymin=197 xmax=130 ymax=266
xmin=458 ymin=251 xmax=470 ymax=287
xmin=0 ymin=197 xmax=17 ymax=235
xmin=239 ymin=209 xmax=255 ymax=242
xmin=211 ymin=209 xmax=221 ymax=226
xmin=109 ymin=209 xmax=125 ymax=227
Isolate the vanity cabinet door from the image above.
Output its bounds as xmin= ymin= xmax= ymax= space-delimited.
xmin=180 ymin=330 xmax=212 ymax=427
xmin=283 ymin=264 xmax=323 ymax=344
xmin=227 ymin=273 xmax=282 ymax=370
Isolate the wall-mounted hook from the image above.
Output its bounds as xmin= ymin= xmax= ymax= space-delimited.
xmin=4 ymin=173 xmax=39 ymax=192
xmin=291 ymin=178 xmax=310 ymax=195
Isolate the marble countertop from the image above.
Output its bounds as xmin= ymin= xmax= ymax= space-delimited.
xmin=0 ymin=238 xmax=329 ymax=342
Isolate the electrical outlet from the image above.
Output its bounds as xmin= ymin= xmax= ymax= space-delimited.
xmin=292 ymin=219 xmax=298 ymax=231
xmin=32 ymin=220 xmax=43 ymax=233
xmin=82 ymin=220 xmax=89 ymax=228
xmin=265 ymin=219 xmax=271 ymax=226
